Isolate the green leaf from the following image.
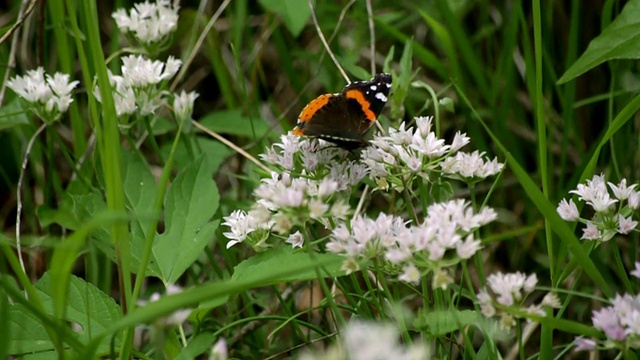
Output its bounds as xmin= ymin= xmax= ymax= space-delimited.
xmin=153 ymin=155 xmax=220 ymax=283
xmin=198 ymin=109 xmax=271 ymax=138
xmin=558 ymin=0 xmax=640 ymax=84
xmin=414 ymin=309 xmax=478 ymax=336
xmin=258 ymin=0 xmax=310 ymax=37
xmin=8 ymin=273 xmax=122 ymax=356
xmin=122 ymin=151 xmax=161 ymax=277
xmin=0 ymin=98 xmax=30 ymax=130
xmin=174 ymin=333 xmax=217 ymax=360
xmin=231 ymin=246 xmax=345 ymax=284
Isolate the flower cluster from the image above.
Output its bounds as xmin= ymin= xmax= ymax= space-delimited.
xmin=298 ymin=321 xmax=428 ymax=360
xmin=362 ymin=116 xmax=503 ymax=191
xmin=7 ymin=67 xmax=79 ymax=123
xmin=112 ymin=0 xmax=179 ymax=48
xmin=574 ymin=262 xmax=640 ymax=352
xmin=557 ymin=174 xmax=639 ymax=241
xmin=94 ymin=54 xmax=182 ymax=121
xmin=476 ymin=272 xmax=560 ymax=330
xmin=326 ymin=199 xmax=497 ymax=287
xmin=223 ymin=135 xmax=365 ymax=250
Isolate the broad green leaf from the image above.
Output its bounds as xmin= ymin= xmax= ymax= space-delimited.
xmin=414 ymin=309 xmax=478 ymax=336
xmin=258 ymin=0 xmax=310 ymax=37
xmin=231 ymin=246 xmax=345 ymax=284
xmin=558 ymin=0 xmax=640 ymax=84
xmin=198 ymin=109 xmax=270 ymax=138
xmin=0 ymin=98 xmax=30 ymax=130
xmin=8 ymin=305 xmax=53 ymax=355
xmin=153 ymin=155 xmax=220 ymax=283
xmin=8 ymin=273 xmax=121 ymax=356
xmin=122 ymin=151 xmax=161 ymax=277
xmin=174 ymin=333 xmax=217 ymax=360
xmin=160 ymin=137 xmax=233 ymax=175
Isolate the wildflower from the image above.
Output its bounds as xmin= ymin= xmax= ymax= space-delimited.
xmin=574 ymin=337 xmax=597 ymax=352
xmin=340 ymin=321 xmax=428 ymax=360
xmin=399 ymin=264 xmax=421 ymax=284
xmin=580 ymin=221 xmax=601 ymax=240
xmin=94 ymin=55 xmax=182 ymax=120
xmin=631 ymin=262 xmax=640 ymax=279
xmin=173 ymin=90 xmax=199 ymax=124
xmin=209 ymin=338 xmax=227 ymax=360
xmin=7 ymin=67 xmax=79 ymax=122
xmin=556 ymin=198 xmax=579 ymax=221
xmin=618 ymin=214 xmax=638 ymax=234
xmin=441 ymin=150 xmax=503 ymax=181
xmin=569 ymin=174 xmax=617 ymax=213
xmin=286 ymin=231 xmax=304 ymax=249
xmin=477 ymin=272 xmax=557 ymax=330
xmin=608 ymin=179 xmax=637 ymax=201
xmin=112 ymin=0 xmax=179 ymax=47
xmin=222 ymin=210 xmax=255 ymax=249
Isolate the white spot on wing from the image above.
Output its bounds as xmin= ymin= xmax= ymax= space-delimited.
xmin=370 ymin=85 xmax=377 ymax=90
xmin=375 ymin=92 xmax=387 ymax=102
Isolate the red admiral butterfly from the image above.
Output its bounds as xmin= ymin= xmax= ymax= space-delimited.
xmin=293 ymin=73 xmax=392 ymax=150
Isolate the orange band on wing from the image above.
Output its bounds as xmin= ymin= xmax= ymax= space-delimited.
xmin=298 ymin=94 xmax=333 ymax=121
xmin=292 ymin=127 xmax=304 ymax=136
xmin=345 ymin=89 xmax=376 ymax=121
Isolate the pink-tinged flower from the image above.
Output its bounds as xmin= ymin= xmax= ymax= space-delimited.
xmin=456 ymin=234 xmax=481 ymax=259
xmin=570 ymin=174 xmax=617 ymax=213
xmin=581 ymin=221 xmax=601 ymax=240
xmin=574 ymin=337 xmax=597 ymax=352
xmin=608 ymin=179 xmax=637 ymax=201
xmin=592 ymin=306 xmax=626 ymax=341
xmin=631 ymin=262 xmax=640 ymax=279
xmin=618 ymin=214 xmax=638 ymax=234
xmin=630 ymin=191 xmax=640 ymax=210
xmin=557 ymin=198 xmax=579 ymax=221
xmin=286 ymin=231 xmax=304 ymax=249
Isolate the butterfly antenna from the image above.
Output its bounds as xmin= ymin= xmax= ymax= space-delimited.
xmin=308 ymin=0 xmax=350 ymax=83
xmin=365 ymin=0 xmax=376 ymax=75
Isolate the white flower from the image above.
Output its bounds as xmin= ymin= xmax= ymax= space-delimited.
xmin=121 ymin=55 xmax=181 ymax=87
xmin=631 ymin=262 xmax=640 ymax=279
xmin=618 ymin=214 xmax=638 ymax=234
xmin=173 ymin=90 xmax=198 ymax=122
xmin=449 ymin=131 xmax=470 ymax=152
xmin=441 ymin=150 xmax=503 ymax=179
xmin=573 ymin=337 xmax=597 ymax=352
xmin=570 ymin=174 xmax=617 ymax=213
xmin=455 ymin=234 xmax=481 ymax=259
xmin=581 ymin=221 xmax=601 ymax=240
xmin=209 ymin=338 xmax=227 ymax=360
xmin=340 ymin=321 xmax=428 ymax=360
xmin=630 ymin=191 xmax=640 ymax=210
xmin=477 ymin=289 xmax=496 ymax=317
xmin=7 ymin=67 xmax=79 ymax=118
xmin=222 ymin=210 xmax=255 ymax=248
xmin=608 ymin=179 xmax=637 ymax=201
xmin=541 ymin=293 xmax=561 ymax=308
xmin=286 ymin=231 xmax=304 ymax=249
xmin=486 ymin=271 xmax=535 ymax=306
xmin=432 ymin=268 xmax=454 ymax=289
xmin=398 ymin=264 xmax=421 ymax=284
xmin=112 ymin=0 xmax=179 ymax=45
xmin=557 ymin=198 xmax=580 ymax=221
